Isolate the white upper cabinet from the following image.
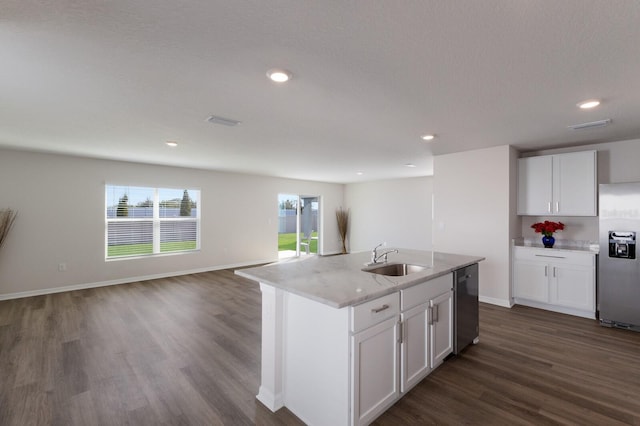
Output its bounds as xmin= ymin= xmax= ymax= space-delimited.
xmin=553 ymin=151 xmax=597 ymax=216
xmin=517 ymin=150 xmax=597 ymax=216
xmin=517 ymin=155 xmax=553 ymax=215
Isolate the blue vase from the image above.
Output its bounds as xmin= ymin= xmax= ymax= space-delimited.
xmin=542 ymin=235 xmax=555 ymax=248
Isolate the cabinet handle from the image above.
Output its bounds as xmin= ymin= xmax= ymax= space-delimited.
xmin=428 ymin=306 xmax=433 ymax=325
xmin=371 ymin=304 xmax=389 ymax=314
xmin=433 ymin=305 xmax=439 ymax=323
xmin=555 ymin=202 xmax=559 ymax=213
xmin=545 ymin=265 xmax=548 ymax=277
xmin=547 ymin=202 xmax=551 ymax=213
xmin=535 ymin=254 xmax=566 ymax=259
xmin=398 ymin=322 xmax=404 ymax=344
xmin=553 ymin=267 xmax=556 ymax=278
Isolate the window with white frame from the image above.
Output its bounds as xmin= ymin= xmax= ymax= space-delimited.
xmin=105 ymin=185 xmax=200 ymax=259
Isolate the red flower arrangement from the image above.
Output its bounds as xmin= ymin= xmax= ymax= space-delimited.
xmin=531 ymin=220 xmax=565 ymax=237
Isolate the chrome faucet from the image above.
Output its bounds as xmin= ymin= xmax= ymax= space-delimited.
xmin=371 ymin=243 xmax=398 ymax=264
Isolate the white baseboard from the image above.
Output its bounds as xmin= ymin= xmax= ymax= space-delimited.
xmin=479 ymin=295 xmax=513 ymax=308
xmin=0 ymin=258 xmax=277 ymax=301
xmin=256 ymin=386 xmax=284 ymax=412
xmin=512 ymin=298 xmax=596 ymax=319
xmin=320 ymin=250 xmax=344 ymax=256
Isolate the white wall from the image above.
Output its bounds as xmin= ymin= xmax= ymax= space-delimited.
xmin=433 ymin=145 xmax=517 ymax=307
xmin=344 ymin=177 xmax=433 ymax=253
xmin=519 ymin=138 xmax=640 ymax=242
xmin=0 ymin=149 xmax=345 ymax=298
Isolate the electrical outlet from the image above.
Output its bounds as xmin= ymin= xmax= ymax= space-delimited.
xmin=58 ymin=263 xmax=67 ymax=272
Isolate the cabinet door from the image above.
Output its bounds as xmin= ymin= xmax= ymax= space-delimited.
xmin=517 ymin=156 xmax=553 ymax=215
xmin=549 ymin=264 xmax=595 ymax=312
xmin=351 ymin=316 xmax=400 ymax=426
xmin=430 ymin=291 xmax=453 ymax=369
xmin=554 ymin=151 xmax=597 ymax=216
xmin=513 ymin=260 xmax=549 ymax=303
xmin=400 ymin=302 xmax=430 ymax=393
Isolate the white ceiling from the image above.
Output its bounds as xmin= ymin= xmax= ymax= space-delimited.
xmin=2 ymin=1 xmax=640 ymax=183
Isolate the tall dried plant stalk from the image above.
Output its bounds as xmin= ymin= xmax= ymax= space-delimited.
xmin=336 ymin=207 xmax=349 ymax=254
xmin=0 ymin=208 xmax=18 ymax=250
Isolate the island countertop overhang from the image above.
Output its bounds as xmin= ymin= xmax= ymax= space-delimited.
xmin=235 ymin=249 xmax=485 ymax=309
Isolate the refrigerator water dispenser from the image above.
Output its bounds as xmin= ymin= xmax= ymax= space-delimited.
xmin=608 ymin=231 xmax=636 ymax=259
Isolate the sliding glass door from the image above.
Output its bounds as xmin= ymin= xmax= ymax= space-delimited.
xmin=278 ymin=194 xmax=319 ymax=258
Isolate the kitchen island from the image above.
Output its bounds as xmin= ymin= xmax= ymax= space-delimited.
xmin=236 ymin=249 xmax=484 ymax=426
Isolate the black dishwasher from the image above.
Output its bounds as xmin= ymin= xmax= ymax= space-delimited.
xmin=453 ymin=263 xmax=479 ymax=354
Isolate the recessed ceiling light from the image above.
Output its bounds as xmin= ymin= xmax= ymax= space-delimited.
xmin=421 ymin=134 xmax=435 ymax=141
xmin=267 ymin=68 xmax=292 ymax=83
xmin=577 ymin=99 xmax=600 ymax=109
xmin=166 ymin=141 xmax=178 ymax=147
xmin=356 ymin=171 xmax=364 ymax=176
xmin=405 ymin=163 xmax=417 ymax=168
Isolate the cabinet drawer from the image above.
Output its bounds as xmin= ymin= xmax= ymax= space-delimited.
xmin=513 ymin=247 xmax=594 ymax=267
xmin=350 ymin=292 xmax=400 ymax=333
xmin=401 ymin=273 xmax=452 ymax=311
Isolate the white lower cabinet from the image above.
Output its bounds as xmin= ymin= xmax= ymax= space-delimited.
xmin=513 ymin=246 xmax=596 ymax=318
xmin=549 ymin=263 xmax=595 ymax=311
xmin=351 ymin=316 xmax=400 ymax=426
xmin=349 ymin=292 xmax=401 ymax=426
xmin=399 ymin=286 xmax=453 ymax=394
xmin=400 ymin=302 xmax=430 ymax=392
xmin=351 ymin=273 xmax=454 ymax=425
xmin=513 ymin=260 xmax=548 ymax=302
xmin=272 ymin=273 xmax=455 ymax=426
xmin=399 ymin=273 xmax=453 ymax=394
xmin=430 ymin=290 xmax=453 ymax=369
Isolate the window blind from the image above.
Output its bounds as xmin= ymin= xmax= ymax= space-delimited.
xmin=106 ymin=185 xmax=200 ymax=259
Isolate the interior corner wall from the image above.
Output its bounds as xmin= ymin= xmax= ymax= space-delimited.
xmin=344 ymin=177 xmax=433 ymax=253
xmin=433 ymin=145 xmax=512 ymax=307
xmin=0 ymin=149 xmax=345 ymax=298
xmin=509 ymin=146 xmax=522 ymax=303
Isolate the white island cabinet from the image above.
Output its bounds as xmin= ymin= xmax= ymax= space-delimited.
xmin=350 ymin=293 xmax=401 ymax=425
xmin=400 ymin=273 xmax=453 ymax=393
xmin=236 ymin=250 xmax=483 ymax=426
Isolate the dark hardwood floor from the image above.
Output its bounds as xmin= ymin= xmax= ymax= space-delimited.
xmin=1 ymin=269 xmax=640 ymax=425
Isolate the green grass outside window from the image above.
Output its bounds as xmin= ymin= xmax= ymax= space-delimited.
xmin=108 ymin=241 xmax=197 ymax=257
xmin=278 ymin=232 xmax=317 ymax=252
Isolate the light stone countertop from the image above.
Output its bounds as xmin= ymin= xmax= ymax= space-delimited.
xmin=235 ymin=249 xmax=484 ymax=309
xmin=512 ymin=238 xmax=599 ymax=254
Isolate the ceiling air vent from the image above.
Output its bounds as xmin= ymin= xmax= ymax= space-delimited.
xmin=206 ymin=115 xmax=241 ymax=127
xmin=568 ymin=119 xmax=611 ymax=130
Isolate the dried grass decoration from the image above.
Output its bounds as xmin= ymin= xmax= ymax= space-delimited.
xmin=336 ymin=207 xmax=350 ymax=254
xmin=0 ymin=208 xmax=18 ymax=250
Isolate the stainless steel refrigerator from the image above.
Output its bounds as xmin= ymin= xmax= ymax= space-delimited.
xmin=599 ymin=182 xmax=640 ymax=331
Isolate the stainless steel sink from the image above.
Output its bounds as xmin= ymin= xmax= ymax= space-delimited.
xmin=363 ymin=263 xmax=428 ymax=277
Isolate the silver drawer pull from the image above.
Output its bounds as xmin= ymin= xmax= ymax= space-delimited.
xmin=535 ymin=254 xmax=566 ymax=259
xmin=371 ymin=304 xmax=390 ymax=314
